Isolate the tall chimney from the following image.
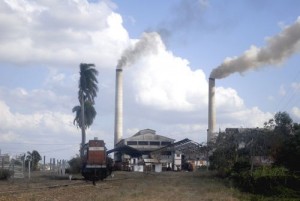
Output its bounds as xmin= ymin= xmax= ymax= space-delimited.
xmin=114 ymin=68 xmax=123 ymax=146
xmin=208 ymin=78 xmax=216 ymax=142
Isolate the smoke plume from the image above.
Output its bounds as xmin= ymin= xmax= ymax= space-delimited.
xmin=210 ymin=17 xmax=300 ymax=79
xmin=117 ymin=32 xmax=160 ymax=69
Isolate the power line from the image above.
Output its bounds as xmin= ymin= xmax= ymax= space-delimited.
xmin=274 ymin=68 xmax=300 ymax=112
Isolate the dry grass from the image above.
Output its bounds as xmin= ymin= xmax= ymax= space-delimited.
xmin=0 ymin=171 xmax=250 ymax=201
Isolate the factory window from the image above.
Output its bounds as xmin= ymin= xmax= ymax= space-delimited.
xmin=161 ymin=141 xmax=171 ymax=146
xmin=138 ymin=141 xmax=148 ymax=145
xmin=127 ymin=141 xmax=137 ymax=145
xmin=161 ymin=151 xmax=172 ymax=155
xmin=150 ymin=141 xmax=160 ymax=145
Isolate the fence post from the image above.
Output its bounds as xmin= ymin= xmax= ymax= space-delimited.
xmin=28 ymin=160 xmax=31 ymax=180
xmin=43 ymin=156 xmax=46 ymax=171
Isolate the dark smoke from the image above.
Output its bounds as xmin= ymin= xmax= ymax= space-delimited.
xmin=210 ymin=17 xmax=300 ymax=79
xmin=117 ymin=32 xmax=160 ymax=69
xmin=117 ymin=0 xmax=209 ymax=64
xmin=155 ymin=0 xmax=208 ymax=44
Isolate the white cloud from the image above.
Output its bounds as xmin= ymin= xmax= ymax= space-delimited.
xmin=292 ymin=107 xmax=300 ymax=120
xmin=0 ymin=98 xmax=82 ymax=158
xmin=0 ymin=100 xmax=76 ymax=139
xmin=216 ymin=87 xmax=244 ymax=112
xmin=0 ymin=86 xmax=74 ymax=114
xmin=126 ymin=35 xmax=207 ymax=112
xmin=222 ymin=106 xmax=273 ymax=128
xmin=0 ymin=0 xmax=129 ymax=68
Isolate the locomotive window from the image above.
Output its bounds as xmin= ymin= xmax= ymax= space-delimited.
xmin=127 ymin=141 xmax=137 ymax=145
xmin=150 ymin=141 xmax=160 ymax=145
xmin=138 ymin=141 xmax=148 ymax=145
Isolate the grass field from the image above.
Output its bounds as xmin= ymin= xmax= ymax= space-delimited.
xmin=0 ymin=171 xmax=284 ymax=201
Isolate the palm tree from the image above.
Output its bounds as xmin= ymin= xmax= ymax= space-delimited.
xmin=72 ymin=101 xmax=97 ymax=130
xmin=74 ymin=63 xmax=98 ymax=156
xmin=25 ymin=150 xmax=41 ymax=171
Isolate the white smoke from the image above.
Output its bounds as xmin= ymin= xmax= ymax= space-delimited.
xmin=117 ymin=32 xmax=160 ymax=69
xmin=210 ymin=17 xmax=300 ymax=79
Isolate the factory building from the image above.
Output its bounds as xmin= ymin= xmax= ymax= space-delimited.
xmin=116 ymin=129 xmax=174 ymax=153
xmin=110 ymin=129 xmax=206 ymax=172
xmin=113 ymin=129 xmax=175 ymax=168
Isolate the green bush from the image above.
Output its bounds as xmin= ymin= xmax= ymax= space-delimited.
xmin=68 ymin=156 xmax=82 ymax=174
xmin=0 ymin=169 xmax=12 ymax=180
xmin=231 ymin=166 xmax=300 ymax=197
xmin=232 ymin=160 xmax=251 ymax=174
xmin=253 ymin=166 xmax=288 ymax=178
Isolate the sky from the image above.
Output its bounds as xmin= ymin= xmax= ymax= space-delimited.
xmin=0 ymin=0 xmax=300 ymax=161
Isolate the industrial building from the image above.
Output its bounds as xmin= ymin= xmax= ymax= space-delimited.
xmin=111 ymin=129 xmax=174 ymax=170
xmin=109 ymin=129 xmax=206 ymax=172
xmin=116 ymin=129 xmax=175 ymax=153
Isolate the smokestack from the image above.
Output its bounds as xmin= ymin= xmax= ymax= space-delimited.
xmin=208 ymin=78 xmax=216 ymax=142
xmin=114 ymin=68 xmax=123 ymax=146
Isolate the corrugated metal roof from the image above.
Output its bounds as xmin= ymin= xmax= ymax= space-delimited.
xmin=107 ymin=145 xmax=142 ymax=157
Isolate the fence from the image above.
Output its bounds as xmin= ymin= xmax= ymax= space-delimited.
xmin=0 ymin=153 xmax=68 ymax=179
xmin=0 ymin=154 xmax=24 ymax=179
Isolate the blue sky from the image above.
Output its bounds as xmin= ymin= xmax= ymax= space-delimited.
xmin=0 ymin=0 xmax=300 ymax=160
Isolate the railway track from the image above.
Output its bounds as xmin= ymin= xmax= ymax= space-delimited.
xmin=0 ymin=175 xmax=131 ymax=196
xmin=0 ymin=180 xmax=88 ymax=195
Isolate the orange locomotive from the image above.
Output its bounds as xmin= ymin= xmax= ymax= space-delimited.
xmin=81 ymin=139 xmax=113 ymax=182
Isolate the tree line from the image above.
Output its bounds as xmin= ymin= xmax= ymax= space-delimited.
xmin=207 ymin=111 xmax=300 ymax=197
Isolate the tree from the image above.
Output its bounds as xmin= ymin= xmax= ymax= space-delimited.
xmin=25 ymin=150 xmax=41 ymax=171
xmin=72 ymin=101 xmax=97 ymax=130
xmin=73 ymin=63 xmax=98 ymax=156
xmin=274 ymin=123 xmax=300 ymax=171
xmin=209 ymin=132 xmax=240 ymax=176
xmin=267 ymin=112 xmax=293 ymax=161
xmin=274 ymin=111 xmax=293 ymax=135
xmin=275 ymin=131 xmax=300 ymax=171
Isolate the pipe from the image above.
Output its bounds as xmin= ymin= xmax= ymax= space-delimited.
xmin=114 ymin=68 xmax=123 ymax=146
xmin=208 ymin=78 xmax=216 ymax=142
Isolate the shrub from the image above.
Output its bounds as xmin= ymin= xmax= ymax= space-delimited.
xmin=232 ymin=160 xmax=251 ymax=174
xmin=68 ymin=156 xmax=82 ymax=174
xmin=0 ymin=169 xmax=12 ymax=180
xmin=231 ymin=166 xmax=300 ymax=197
xmin=252 ymin=166 xmax=288 ymax=179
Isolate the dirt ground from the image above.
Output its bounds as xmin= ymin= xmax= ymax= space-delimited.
xmin=0 ymin=171 xmax=248 ymax=201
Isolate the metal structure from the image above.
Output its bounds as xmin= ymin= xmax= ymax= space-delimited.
xmin=107 ymin=145 xmax=142 ymax=158
xmin=151 ymin=138 xmax=205 ymax=160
